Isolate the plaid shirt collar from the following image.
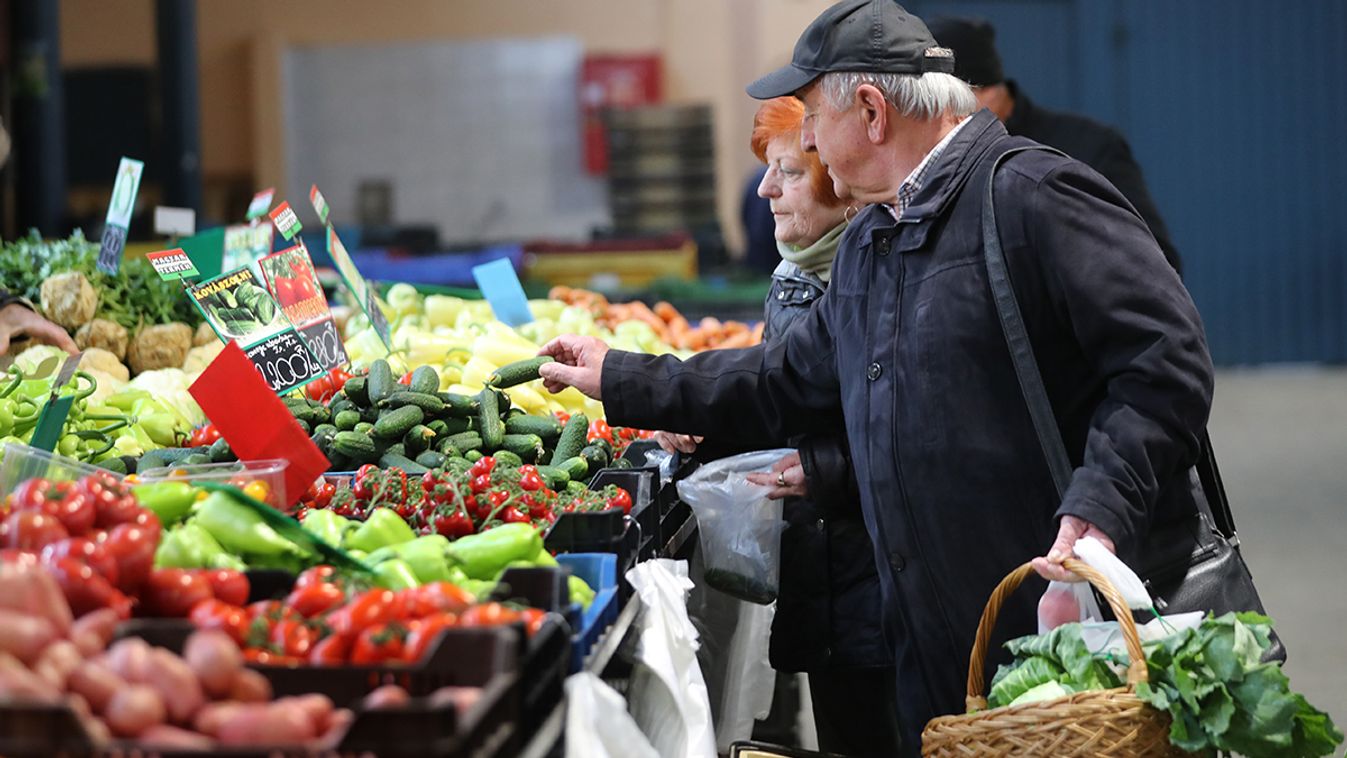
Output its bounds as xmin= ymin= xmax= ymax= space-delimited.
xmin=884 ymin=114 xmax=973 ymax=221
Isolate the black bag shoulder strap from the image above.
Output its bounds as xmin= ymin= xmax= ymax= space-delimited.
xmin=980 ymin=144 xmax=1239 ymax=539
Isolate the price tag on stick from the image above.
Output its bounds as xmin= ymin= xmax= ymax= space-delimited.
xmin=189 ymin=342 xmax=329 ymax=507
xmin=246 ymin=188 xmax=275 ymax=221
xmin=472 ymin=258 xmax=534 ymax=327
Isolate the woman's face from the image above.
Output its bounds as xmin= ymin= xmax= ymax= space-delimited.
xmin=757 ymin=135 xmax=847 ymax=249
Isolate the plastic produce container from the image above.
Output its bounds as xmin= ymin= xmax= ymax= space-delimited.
xmin=556 ymin=553 xmax=620 ymax=672
xmin=137 ymin=459 xmax=289 ymax=509
xmin=0 ymin=441 xmax=120 ymax=492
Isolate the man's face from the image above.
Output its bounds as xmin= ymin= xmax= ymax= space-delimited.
xmin=798 ymin=82 xmax=873 ymax=202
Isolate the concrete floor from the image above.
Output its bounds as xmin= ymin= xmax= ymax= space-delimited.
xmin=1207 ymin=367 xmax=1347 ymax=731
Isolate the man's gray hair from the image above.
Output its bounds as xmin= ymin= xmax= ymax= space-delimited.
xmin=819 ymin=71 xmax=977 ymax=120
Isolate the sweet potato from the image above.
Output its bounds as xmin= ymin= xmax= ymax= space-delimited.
xmin=104 ymin=684 xmax=166 ymax=738
xmin=67 ymin=659 xmax=124 ymax=713
xmin=141 ymin=724 xmax=215 ymax=750
xmin=217 ymin=703 xmax=315 ymax=746
xmin=0 ymin=608 xmax=59 ymax=664
xmin=145 ymin=647 xmax=205 ymax=724
xmin=184 ymin=629 xmax=242 ymax=699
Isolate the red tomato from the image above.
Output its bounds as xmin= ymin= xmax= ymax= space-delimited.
xmin=518 ymin=607 xmax=548 ymax=637
xmin=9 ymin=478 xmax=58 ymax=515
xmin=79 ymin=473 xmax=140 ymax=528
xmin=468 ymin=456 xmax=495 ymax=478
xmin=270 ymin=620 xmax=315 ymax=658
xmin=141 ymin=568 xmax=214 ymax=617
xmin=40 ymin=537 xmax=119 ymax=586
xmin=402 ymin=613 xmax=459 ymax=663
xmin=287 ymin=582 xmax=346 ymax=618
xmin=0 ymin=510 xmax=68 ymax=550
xmin=470 ymin=475 xmax=492 ymax=494
xmin=414 ymin=582 xmax=474 ymax=615
xmin=45 ymin=557 xmax=133 ymax=619
xmin=197 ymin=569 xmax=250 ymax=606
xmin=308 ymin=632 xmax=354 ymax=665
xmin=458 ymin=602 xmax=521 ymax=628
xmin=432 ymin=510 xmax=474 ymax=539
xmin=606 ymin=488 xmax=633 ymax=515
xmin=295 ymin=565 xmax=338 ymax=589
xmin=102 ymin=523 xmax=157 ymax=594
xmin=519 ymin=472 xmax=545 ymax=492
xmin=12 ymin=480 xmax=95 ymax=536
xmin=586 ymin=419 xmax=613 ymax=444
xmin=188 ymin=424 xmax=221 ymax=447
xmin=189 ymin=599 xmax=251 ymax=644
xmin=327 ymin=590 xmax=396 ymax=636
xmin=350 ymin=622 xmax=407 ymax=665
xmin=500 ymin=506 xmax=530 ymax=524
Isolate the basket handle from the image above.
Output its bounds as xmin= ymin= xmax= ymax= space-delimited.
xmin=965 ymin=557 xmax=1149 ymax=712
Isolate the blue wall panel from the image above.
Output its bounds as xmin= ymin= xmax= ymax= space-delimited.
xmin=907 ymin=0 xmax=1347 ymax=364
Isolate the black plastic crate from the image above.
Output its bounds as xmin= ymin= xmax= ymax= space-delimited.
xmin=491 ymin=566 xmax=580 ymax=631
xmin=244 ymin=568 xmax=295 ymax=602
xmin=514 ymin=614 xmax=570 ymax=746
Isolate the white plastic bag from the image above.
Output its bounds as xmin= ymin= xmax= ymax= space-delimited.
xmin=565 ymin=672 xmax=660 ymax=758
xmin=624 ymin=559 xmax=717 ymax=758
xmin=676 ymin=449 xmax=792 ymax=604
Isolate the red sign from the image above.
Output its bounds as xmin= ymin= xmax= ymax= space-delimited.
xmin=580 ymin=55 xmax=662 ymax=174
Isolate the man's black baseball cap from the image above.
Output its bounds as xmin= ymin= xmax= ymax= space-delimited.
xmin=746 ymin=0 xmax=955 ymax=100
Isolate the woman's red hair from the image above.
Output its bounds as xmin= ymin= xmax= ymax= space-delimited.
xmin=750 ymin=97 xmax=843 ymax=207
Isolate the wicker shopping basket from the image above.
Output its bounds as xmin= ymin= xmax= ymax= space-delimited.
xmin=922 ymin=557 xmax=1191 ymax=757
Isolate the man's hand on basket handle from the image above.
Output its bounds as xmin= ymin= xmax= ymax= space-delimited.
xmin=1032 ymin=515 xmax=1116 ymax=582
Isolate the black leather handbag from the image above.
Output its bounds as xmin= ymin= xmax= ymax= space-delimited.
xmin=981 ymin=144 xmax=1284 ymax=663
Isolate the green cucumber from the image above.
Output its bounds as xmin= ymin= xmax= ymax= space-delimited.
xmin=409 ymin=365 xmax=440 ymax=395
xmin=313 ymin=423 xmax=338 ymax=438
xmin=381 ymin=391 xmax=445 ymax=414
xmin=535 ymin=465 xmax=571 ymax=490
xmin=383 ymin=443 xmax=406 ymax=459
xmin=354 ymin=421 xmax=375 ymax=436
xmin=332 ymin=431 xmax=379 ymax=463
xmin=464 ymin=450 xmax=483 ymax=463
xmin=294 ymin=419 xmax=311 ymax=435
xmin=445 ymin=456 xmax=472 ymax=473
xmin=504 ymin=415 xmax=563 ymax=440
xmin=426 ymin=419 xmax=449 ymax=438
xmin=379 ymin=452 xmax=429 ymax=475
xmin=288 ymin=400 xmax=329 ymax=427
xmin=328 ymin=395 xmax=354 ymax=416
xmin=502 ymin=434 xmax=546 ymax=463
xmin=367 ymin=359 xmax=395 ymax=405
xmin=550 ymin=413 xmax=588 ymax=466
xmin=312 ymin=427 xmax=337 ymax=457
xmin=492 ymin=450 xmax=524 ymax=469
xmin=404 ymin=424 xmax=436 ymax=455
xmin=488 ymin=356 xmax=554 ymax=388
xmin=181 ymin=453 xmax=211 ymax=466
xmin=611 ymin=457 xmax=633 ymax=470
xmin=557 ymin=456 xmax=589 ymax=482
xmin=565 ymin=480 xmax=586 ymax=495
xmin=208 ymin=437 xmax=234 ymax=463
xmin=477 ymin=389 xmax=504 ymax=451
xmin=415 ymin=450 xmax=447 ymax=469
xmin=342 ymin=376 xmax=369 ymax=406
xmin=334 ymin=409 xmax=361 ymax=431
xmin=139 ymin=446 xmax=208 ymax=472
xmin=438 ymin=392 xmax=479 ymax=418
xmin=444 ymin=431 xmax=483 ymax=453
xmin=579 ymin=444 xmax=610 ymax=472
xmin=374 ymin=405 xmax=424 ymax=439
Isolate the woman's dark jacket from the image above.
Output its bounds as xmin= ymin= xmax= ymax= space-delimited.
xmin=761 ymin=260 xmax=890 ymax=672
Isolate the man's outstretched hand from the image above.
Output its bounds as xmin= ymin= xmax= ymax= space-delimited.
xmin=538 ymin=335 xmax=610 ymax=400
xmin=1032 ymin=514 xmax=1116 ymax=581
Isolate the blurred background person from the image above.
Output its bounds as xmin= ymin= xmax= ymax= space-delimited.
xmin=927 ymin=15 xmax=1183 ymax=274
xmin=659 ymin=96 xmax=900 ymax=757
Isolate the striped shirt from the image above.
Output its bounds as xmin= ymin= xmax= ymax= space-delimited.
xmin=885 ymin=114 xmax=974 ymax=221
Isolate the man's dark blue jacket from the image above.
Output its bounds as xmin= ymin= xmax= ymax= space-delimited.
xmin=601 ymin=109 xmax=1214 ymax=750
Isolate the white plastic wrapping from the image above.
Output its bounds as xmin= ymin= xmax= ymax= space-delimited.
xmin=676 ymin=449 xmax=792 ymax=604
xmin=624 ymin=559 xmax=717 ymax=758
xmin=565 ymin=672 xmax=660 ymax=758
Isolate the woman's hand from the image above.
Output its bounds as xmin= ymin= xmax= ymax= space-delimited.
xmin=1031 ymin=515 xmax=1116 ymax=581
xmin=745 ymin=450 xmax=809 ymax=499
xmin=653 ymin=431 xmax=702 ymax=455
xmin=0 ymin=304 xmax=78 ymax=355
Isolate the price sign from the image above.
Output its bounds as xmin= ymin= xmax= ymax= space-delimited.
xmin=246 ymin=188 xmax=275 ymax=221
xmin=145 ymin=248 xmax=200 ymax=280
xmin=309 ymin=184 xmax=330 ymax=226
xmin=186 ymin=266 xmax=323 ymax=394
xmin=96 ymin=157 xmax=145 ymax=275
xmin=153 ymin=206 xmax=197 ymax=237
xmin=259 ymin=242 xmax=349 ymax=371
xmin=269 ymin=201 xmax=303 ymax=241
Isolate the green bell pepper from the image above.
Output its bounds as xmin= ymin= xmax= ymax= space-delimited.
xmin=344 ymin=508 xmax=417 ymax=553
xmin=194 ymin=491 xmax=306 ymax=557
xmin=301 ymin=509 xmax=354 ymax=547
xmin=156 ymin=522 xmax=230 ymax=569
xmin=372 ymin=558 xmax=420 ymax=590
xmin=445 ymin=522 xmax=543 ymax=580
xmin=133 ymin=481 xmax=198 ymax=525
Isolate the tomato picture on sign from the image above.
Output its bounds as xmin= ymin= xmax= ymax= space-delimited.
xmin=259 ymin=243 xmax=349 ymax=371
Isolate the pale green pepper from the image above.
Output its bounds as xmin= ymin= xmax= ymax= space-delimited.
xmin=373 ymin=558 xmax=420 ymax=590
xmin=301 ymin=509 xmax=353 ymax=547
xmin=133 ymin=481 xmax=197 ymax=524
xmin=344 ymin=508 xmax=416 ymax=553
xmin=194 ymin=491 xmax=307 ymax=557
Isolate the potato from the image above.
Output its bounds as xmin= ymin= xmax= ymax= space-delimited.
xmin=126 ymin=322 xmax=192 ymax=374
xmin=362 ymin=684 xmax=411 ymax=710
xmin=183 ymin=629 xmax=241 ymax=698
xmin=227 ymin=667 xmax=272 ymax=703
xmin=40 ymin=271 xmax=97 ymax=329
xmin=34 ymin=639 xmax=83 ymax=690
xmin=217 ymin=703 xmax=315 ymax=746
xmin=71 ymin=607 xmax=120 ymax=650
xmin=0 ymin=608 xmax=59 ymax=663
xmin=67 ymin=660 xmax=124 ymax=713
xmin=141 ymin=724 xmax=215 ymax=750
xmin=103 ymin=637 xmax=152 ymax=682
xmin=75 ymin=322 xmax=130 ymax=363
xmin=145 ymin=648 xmax=205 ymax=724
xmin=104 ymin=683 xmax=166 ymax=738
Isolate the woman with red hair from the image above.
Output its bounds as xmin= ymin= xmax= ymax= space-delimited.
xmin=661 ymin=97 xmax=900 ymax=755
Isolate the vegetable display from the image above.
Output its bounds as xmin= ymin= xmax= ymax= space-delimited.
xmin=985 ymin=613 xmax=1342 ymax=757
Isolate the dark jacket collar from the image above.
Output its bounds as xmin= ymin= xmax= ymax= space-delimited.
xmin=898 ymin=108 xmax=1009 ymax=224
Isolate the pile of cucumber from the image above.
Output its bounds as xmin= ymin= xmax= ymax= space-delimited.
xmin=305 ymin=357 xmax=624 ymax=480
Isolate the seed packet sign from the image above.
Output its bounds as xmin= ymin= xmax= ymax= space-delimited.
xmin=96 ymin=157 xmax=145 ymax=275
xmin=309 ymin=184 xmax=330 ymax=225
xmin=269 ymin=201 xmax=303 ymax=242
xmin=246 ymin=188 xmax=275 ymax=221
xmin=145 ymin=248 xmax=200 ymax=281
xmin=223 ymin=223 xmax=274 ymax=282
xmin=325 ymin=223 xmax=392 ymax=351
xmin=187 ymin=266 xmax=323 ymax=394
xmin=259 ymin=242 xmax=349 ymax=371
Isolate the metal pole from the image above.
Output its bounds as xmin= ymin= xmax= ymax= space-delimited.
xmin=156 ymin=0 xmax=202 ymax=214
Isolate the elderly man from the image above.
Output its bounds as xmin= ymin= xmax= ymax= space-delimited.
xmin=539 ymin=1 xmax=1213 ymax=751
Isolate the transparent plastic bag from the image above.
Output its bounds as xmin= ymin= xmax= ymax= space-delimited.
xmin=676 ymin=449 xmax=792 ymax=605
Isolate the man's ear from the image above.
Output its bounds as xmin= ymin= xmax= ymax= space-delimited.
xmin=855 ymin=84 xmax=889 ymax=144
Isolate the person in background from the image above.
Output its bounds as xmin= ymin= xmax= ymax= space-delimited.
xmin=659 ymin=96 xmax=900 ymax=757
xmin=0 ymin=118 xmax=78 ymax=356
xmin=926 ymin=16 xmax=1182 ymax=274
xmin=536 ymin=1 xmax=1213 ymax=751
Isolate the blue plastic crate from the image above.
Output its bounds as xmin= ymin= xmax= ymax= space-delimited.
xmin=556 ymin=553 xmax=620 ymax=672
